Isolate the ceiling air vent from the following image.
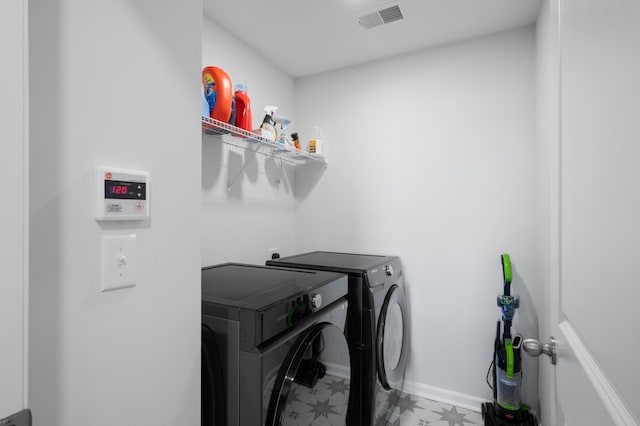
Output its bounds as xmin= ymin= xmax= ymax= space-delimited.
xmin=357 ymin=2 xmax=404 ymax=30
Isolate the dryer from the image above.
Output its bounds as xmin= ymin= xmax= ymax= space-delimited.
xmin=267 ymin=252 xmax=409 ymax=426
xmin=201 ymin=263 xmax=354 ymax=426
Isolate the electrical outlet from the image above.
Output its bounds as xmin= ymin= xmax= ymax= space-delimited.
xmin=101 ymin=235 xmax=136 ymax=291
xmin=268 ymin=247 xmax=280 ymax=260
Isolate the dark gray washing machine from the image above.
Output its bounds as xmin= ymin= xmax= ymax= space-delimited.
xmin=201 ymin=263 xmax=355 ymax=425
xmin=267 ymin=252 xmax=409 ymax=426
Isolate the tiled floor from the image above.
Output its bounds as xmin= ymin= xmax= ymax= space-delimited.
xmin=282 ymin=374 xmax=482 ymax=426
xmin=386 ymin=393 xmax=482 ymax=426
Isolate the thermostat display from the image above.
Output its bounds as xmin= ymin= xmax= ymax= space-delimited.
xmin=105 ymin=180 xmax=146 ymax=200
xmin=96 ymin=167 xmax=149 ymax=221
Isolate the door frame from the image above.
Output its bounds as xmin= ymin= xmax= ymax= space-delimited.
xmin=0 ymin=0 xmax=29 ymax=418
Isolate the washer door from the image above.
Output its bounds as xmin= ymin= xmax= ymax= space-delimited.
xmin=201 ymin=325 xmax=226 ymax=426
xmin=265 ymin=321 xmax=352 ymax=426
xmin=376 ymin=284 xmax=408 ymax=391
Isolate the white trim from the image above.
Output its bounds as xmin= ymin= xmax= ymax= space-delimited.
xmin=559 ymin=321 xmax=638 ymax=426
xmin=326 ymin=364 xmax=487 ymax=414
xmin=323 ymin=362 xmax=350 ymax=381
xmin=22 ymin=0 xmax=29 ymax=409
xmin=401 ymin=380 xmax=485 ymax=413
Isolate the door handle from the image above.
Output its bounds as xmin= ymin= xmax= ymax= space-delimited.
xmin=523 ymin=336 xmax=557 ymax=365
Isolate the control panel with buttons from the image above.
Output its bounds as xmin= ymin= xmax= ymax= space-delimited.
xmin=95 ymin=167 xmax=150 ymax=221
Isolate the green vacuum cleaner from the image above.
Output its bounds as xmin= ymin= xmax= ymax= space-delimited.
xmin=482 ymin=254 xmax=537 ymax=425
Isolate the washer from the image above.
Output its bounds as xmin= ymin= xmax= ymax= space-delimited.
xmin=267 ymin=252 xmax=409 ymax=426
xmin=201 ymin=263 xmax=354 ymax=425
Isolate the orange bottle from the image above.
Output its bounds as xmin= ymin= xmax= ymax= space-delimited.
xmin=202 ymin=66 xmax=233 ymax=123
xmin=233 ymin=84 xmax=253 ymax=132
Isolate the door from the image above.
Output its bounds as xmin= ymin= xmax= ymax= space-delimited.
xmin=374 ymin=283 xmax=408 ymax=425
xmin=265 ymin=319 xmax=352 ymax=426
xmin=0 ymin=0 xmax=29 ymax=423
xmin=539 ymin=1 xmax=640 ymax=424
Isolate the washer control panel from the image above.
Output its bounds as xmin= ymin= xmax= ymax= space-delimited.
xmin=96 ymin=167 xmax=149 ymax=221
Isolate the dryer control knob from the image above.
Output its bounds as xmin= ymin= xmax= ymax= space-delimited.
xmin=310 ymin=293 xmax=322 ymax=309
xmin=385 ymin=265 xmax=394 ymax=276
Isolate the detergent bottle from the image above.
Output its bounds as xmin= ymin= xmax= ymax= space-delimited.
xmin=233 ymin=84 xmax=253 ymax=132
xmin=228 ymin=97 xmax=236 ymax=126
xmin=202 ymin=66 xmax=233 ymax=122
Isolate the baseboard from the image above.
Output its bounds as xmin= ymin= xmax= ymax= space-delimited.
xmin=324 ymin=362 xmax=486 ymax=414
xmin=402 ymin=380 xmax=487 ymax=413
xmin=324 ymin=361 xmax=351 ymax=380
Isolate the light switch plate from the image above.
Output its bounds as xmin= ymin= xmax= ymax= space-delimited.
xmin=101 ymin=235 xmax=136 ymax=292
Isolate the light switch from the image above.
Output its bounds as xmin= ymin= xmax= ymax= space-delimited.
xmin=101 ymin=235 xmax=136 ymax=292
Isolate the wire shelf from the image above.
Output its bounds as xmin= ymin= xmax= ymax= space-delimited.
xmin=201 ymin=116 xmax=326 ymax=166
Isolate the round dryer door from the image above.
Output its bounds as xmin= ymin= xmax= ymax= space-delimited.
xmin=376 ymin=284 xmax=408 ymax=391
xmin=265 ymin=321 xmax=352 ymax=426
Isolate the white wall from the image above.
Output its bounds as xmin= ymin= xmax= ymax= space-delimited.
xmin=28 ymin=1 xmax=202 ymax=425
xmin=201 ymin=15 xmax=298 ymax=265
xmin=0 ymin=0 xmax=28 ymax=417
xmin=294 ymin=27 xmax=538 ymax=408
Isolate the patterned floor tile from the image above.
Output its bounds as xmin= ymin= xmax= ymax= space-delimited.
xmin=389 ymin=394 xmax=481 ymax=426
xmin=280 ymin=373 xmax=482 ymax=425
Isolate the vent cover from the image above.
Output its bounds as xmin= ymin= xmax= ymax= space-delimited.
xmin=358 ymin=2 xmax=404 ymax=30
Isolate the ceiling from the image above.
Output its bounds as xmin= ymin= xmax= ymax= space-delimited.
xmin=203 ymin=0 xmax=542 ymax=78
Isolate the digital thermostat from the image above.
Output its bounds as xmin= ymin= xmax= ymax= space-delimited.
xmin=96 ymin=167 xmax=149 ymax=221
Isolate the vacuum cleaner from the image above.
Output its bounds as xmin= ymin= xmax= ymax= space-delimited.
xmin=482 ymin=254 xmax=538 ymax=425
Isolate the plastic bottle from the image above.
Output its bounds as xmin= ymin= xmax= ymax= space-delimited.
xmin=260 ymin=114 xmax=276 ymax=141
xmin=228 ymin=97 xmax=236 ymax=126
xmin=307 ymin=126 xmax=324 ymax=155
xmin=202 ymin=66 xmax=233 ymax=122
xmin=233 ymin=84 xmax=253 ymax=132
xmin=291 ymin=132 xmax=302 ymax=150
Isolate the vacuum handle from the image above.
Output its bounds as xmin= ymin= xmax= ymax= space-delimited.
xmin=501 ymin=254 xmax=512 ymax=296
